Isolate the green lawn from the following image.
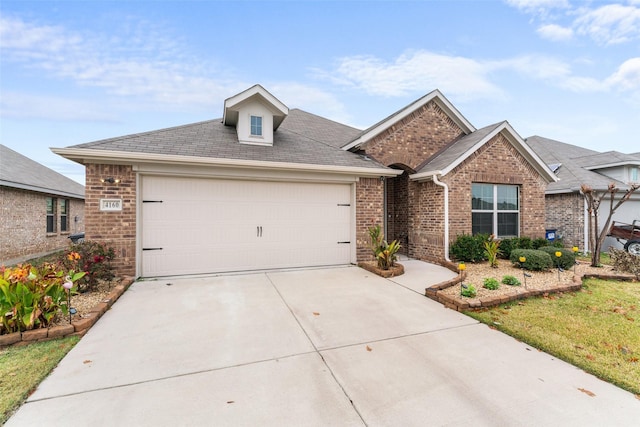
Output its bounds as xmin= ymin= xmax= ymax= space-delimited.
xmin=0 ymin=336 xmax=79 ymax=424
xmin=466 ymin=278 xmax=640 ymax=396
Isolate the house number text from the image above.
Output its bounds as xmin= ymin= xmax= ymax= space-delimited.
xmin=100 ymin=199 xmax=123 ymax=211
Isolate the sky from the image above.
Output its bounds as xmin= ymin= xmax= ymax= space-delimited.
xmin=2 ymin=0 xmax=640 ymax=185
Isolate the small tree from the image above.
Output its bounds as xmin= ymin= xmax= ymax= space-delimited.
xmin=581 ymin=182 xmax=640 ymax=267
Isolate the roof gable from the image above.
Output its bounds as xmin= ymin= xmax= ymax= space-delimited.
xmin=222 ymin=84 xmax=288 ymax=129
xmin=411 ymin=122 xmax=557 ymax=183
xmin=0 ymin=144 xmax=84 ymax=198
xmin=342 ymin=89 xmax=475 ymax=151
xmin=527 ymin=136 xmax=634 ymax=193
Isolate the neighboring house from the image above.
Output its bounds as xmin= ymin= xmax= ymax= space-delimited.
xmin=0 ymin=144 xmax=85 ymax=264
xmin=53 ymin=85 xmax=556 ymax=278
xmin=527 ymin=136 xmax=640 ymax=252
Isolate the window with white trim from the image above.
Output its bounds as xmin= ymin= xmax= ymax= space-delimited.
xmin=250 ymin=115 xmax=262 ymax=136
xmin=630 ymin=167 xmax=639 ymax=183
xmin=471 ymin=183 xmax=519 ymax=237
xmin=46 ymin=197 xmax=57 ymax=233
xmin=60 ymin=199 xmax=69 ymax=232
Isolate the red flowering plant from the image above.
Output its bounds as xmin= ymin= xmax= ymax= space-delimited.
xmin=61 ymin=241 xmax=116 ymax=293
xmin=0 ymin=263 xmax=85 ymax=334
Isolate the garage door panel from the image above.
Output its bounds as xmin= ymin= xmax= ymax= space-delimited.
xmin=141 ymin=176 xmax=352 ymax=277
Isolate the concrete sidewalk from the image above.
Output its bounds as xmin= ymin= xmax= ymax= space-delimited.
xmin=7 ymin=263 xmax=639 ymax=426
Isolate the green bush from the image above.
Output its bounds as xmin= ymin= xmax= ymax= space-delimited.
xmin=450 ymin=233 xmax=489 ymax=262
xmin=461 ymin=284 xmax=477 ymax=298
xmin=538 ymin=246 xmax=575 ymax=270
xmin=510 ymin=249 xmax=553 ymax=271
xmin=483 ymin=277 xmax=500 ymax=290
xmin=498 ymin=238 xmax=518 ymax=259
xmin=518 ymin=236 xmax=533 ymax=249
xmin=60 ymin=241 xmax=115 ymax=292
xmin=501 ymin=275 xmax=521 ymax=286
xmin=531 ymin=237 xmax=548 ymax=249
xmin=368 ymin=225 xmax=400 ymax=270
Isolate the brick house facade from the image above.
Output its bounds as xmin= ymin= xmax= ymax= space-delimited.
xmin=54 ymin=86 xmax=555 ymax=277
xmin=1 ymin=144 xmax=85 ymax=264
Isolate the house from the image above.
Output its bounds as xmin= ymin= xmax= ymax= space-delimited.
xmin=527 ymin=135 xmax=640 ymax=252
xmin=0 ymin=144 xmax=85 ymax=264
xmin=52 ymin=85 xmax=556 ymax=278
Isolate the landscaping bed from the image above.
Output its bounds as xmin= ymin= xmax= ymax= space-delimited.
xmin=426 ymin=261 xmax=635 ymax=311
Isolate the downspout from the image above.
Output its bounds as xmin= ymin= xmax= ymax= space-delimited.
xmin=432 ymin=175 xmax=450 ymax=262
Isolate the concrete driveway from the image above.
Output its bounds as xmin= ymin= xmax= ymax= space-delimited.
xmin=7 ymin=262 xmax=639 ymax=426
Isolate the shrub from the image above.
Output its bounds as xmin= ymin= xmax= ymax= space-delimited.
xmin=0 ymin=264 xmax=85 ymax=334
xmin=518 ymin=237 xmax=533 ymax=250
xmin=460 ymin=284 xmax=477 ymax=298
xmin=498 ymin=238 xmax=518 ymax=259
xmin=510 ymin=249 xmax=553 ymax=271
xmin=537 ymin=246 xmax=575 ymax=270
xmin=484 ymin=236 xmax=501 ymax=268
xmin=60 ymin=241 xmax=115 ymax=292
xmin=531 ymin=237 xmax=548 ymax=249
xmin=483 ymin=277 xmax=500 ymax=290
xmin=368 ymin=225 xmax=400 ymax=270
xmin=501 ymin=275 xmax=521 ymax=286
xmin=450 ymin=233 xmax=489 ymax=262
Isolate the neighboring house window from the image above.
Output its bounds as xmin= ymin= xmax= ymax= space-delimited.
xmin=631 ymin=167 xmax=639 ymax=183
xmin=60 ymin=199 xmax=69 ymax=232
xmin=250 ymin=115 xmax=262 ymax=136
xmin=46 ymin=197 xmax=57 ymax=233
xmin=471 ymin=184 xmax=519 ymax=238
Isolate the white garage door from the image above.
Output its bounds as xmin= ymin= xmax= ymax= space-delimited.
xmin=140 ymin=176 xmax=352 ymax=277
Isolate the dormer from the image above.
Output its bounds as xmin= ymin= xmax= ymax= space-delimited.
xmin=222 ymin=84 xmax=289 ymax=146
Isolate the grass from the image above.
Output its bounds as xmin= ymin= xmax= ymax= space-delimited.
xmin=466 ymin=278 xmax=640 ymax=396
xmin=0 ymin=336 xmax=79 ymax=424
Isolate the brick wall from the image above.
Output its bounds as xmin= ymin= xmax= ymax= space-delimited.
xmin=0 ymin=186 xmax=85 ymax=263
xmin=546 ymin=192 xmax=584 ymax=248
xmin=85 ymin=164 xmax=136 ymax=276
xmin=362 ymin=101 xmax=465 ymax=170
xmin=355 ymin=177 xmax=384 ymax=261
xmin=443 ymin=133 xmax=548 ymax=240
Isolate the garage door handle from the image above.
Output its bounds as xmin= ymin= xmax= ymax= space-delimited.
xmin=143 ymin=247 xmax=163 ymax=251
xmin=337 ymin=241 xmax=350 ymax=244
xmin=257 ymin=226 xmax=263 ymax=237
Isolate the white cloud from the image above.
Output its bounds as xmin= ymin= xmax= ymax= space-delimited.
xmin=320 ymin=51 xmax=504 ymax=101
xmin=537 ymin=23 xmax=574 ymax=41
xmin=0 ymin=15 xmax=240 ymax=113
xmin=605 ymin=57 xmax=640 ymax=91
xmin=269 ymin=82 xmax=351 ymax=123
xmin=573 ymin=3 xmax=640 ymax=45
xmin=506 ymin=1 xmax=640 ymax=45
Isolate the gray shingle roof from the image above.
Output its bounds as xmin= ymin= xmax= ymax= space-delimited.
xmin=0 ymin=144 xmax=84 ymax=198
xmin=69 ymin=109 xmax=384 ymax=170
xmin=526 ymin=136 xmax=627 ymax=193
xmin=416 ymin=122 xmax=503 ymax=173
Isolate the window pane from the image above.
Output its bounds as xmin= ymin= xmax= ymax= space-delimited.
xmin=472 ymin=184 xmax=493 ymax=210
xmin=472 ymin=212 xmax=493 ymax=235
xmin=497 ymin=185 xmax=518 ymax=210
xmin=47 ymin=215 xmax=54 ymax=233
xmin=498 ymin=213 xmax=518 ymax=237
xmin=250 ymin=115 xmax=262 ymax=136
xmin=47 ymin=198 xmax=54 ymax=214
xmin=60 ymin=199 xmax=68 ymax=214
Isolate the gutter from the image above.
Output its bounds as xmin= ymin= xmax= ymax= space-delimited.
xmin=51 ymin=148 xmax=403 ymax=179
xmin=432 ymin=174 xmax=451 ymax=262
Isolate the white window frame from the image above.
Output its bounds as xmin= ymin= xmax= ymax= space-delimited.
xmin=471 ymin=183 xmax=520 ymax=238
xmin=250 ymin=115 xmax=263 ymax=137
xmin=46 ymin=197 xmax=57 ymax=233
xmin=630 ymin=166 xmax=639 ymax=183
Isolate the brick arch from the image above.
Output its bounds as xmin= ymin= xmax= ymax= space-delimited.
xmin=385 ymin=164 xmax=414 ymax=254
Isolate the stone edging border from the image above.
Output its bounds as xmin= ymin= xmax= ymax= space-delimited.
xmin=0 ymin=276 xmax=135 ymax=347
xmin=424 ymin=263 xmax=636 ymax=312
